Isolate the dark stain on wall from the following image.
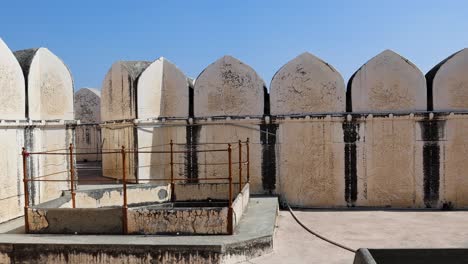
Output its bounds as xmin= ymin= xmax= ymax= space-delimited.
xmin=24 ymin=126 xmax=37 ymax=205
xmin=420 ymin=119 xmax=445 ymax=208
xmin=185 ymin=124 xmax=200 ymax=183
xmin=343 ymin=120 xmax=359 ymax=206
xmin=260 ymin=122 xmax=278 ymax=194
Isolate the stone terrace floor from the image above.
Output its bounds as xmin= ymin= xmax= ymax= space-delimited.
xmin=242 ymin=209 xmax=468 ymax=264
xmin=2 ymin=206 xmax=468 ymax=263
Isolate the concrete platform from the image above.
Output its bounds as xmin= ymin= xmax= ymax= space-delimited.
xmin=0 ymin=197 xmax=278 ymax=263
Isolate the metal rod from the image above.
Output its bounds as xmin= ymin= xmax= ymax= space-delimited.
xmin=121 ymin=146 xmax=128 ymax=235
xmin=22 ymin=147 xmax=29 ymax=233
xmin=246 ymin=138 xmax=250 ymax=183
xmin=227 ymin=143 xmax=233 ymax=235
xmin=238 ymin=140 xmax=242 ymax=193
xmin=170 ymin=140 xmax=175 ymax=202
xmin=69 ymin=144 xmax=76 ymax=208
xmin=25 ymin=177 xmax=232 ymax=182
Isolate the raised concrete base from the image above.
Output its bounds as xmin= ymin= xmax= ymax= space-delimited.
xmin=0 ymin=197 xmax=278 ymax=264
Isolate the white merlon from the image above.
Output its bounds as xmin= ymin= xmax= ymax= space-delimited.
xmin=194 ymin=55 xmax=265 ymax=117
xmin=270 ymin=52 xmax=345 ymax=115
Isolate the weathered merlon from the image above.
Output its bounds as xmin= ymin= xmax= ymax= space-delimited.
xmin=0 ymin=38 xmax=25 ymax=120
xmin=194 ymin=56 xmax=265 ymax=117
xmin=137 ymin=57 xmax=189 ymax=119
xmin=270 ymin=52 xmax=345 ymax=115
xmin=14 ymin=47 xmax=74 ymax=120
xmin=347 ymin=49 xmax=426 ymax=113
xmin=101 ymin=61 xmax=150 ymax=122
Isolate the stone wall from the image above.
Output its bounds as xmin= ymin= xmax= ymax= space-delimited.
xmin=0 ymin=38 xmax=75 ymax=223
xmin=74 ymin=88 xmax=101 ymax=161
xmin=98 ymin=49 xmax=468 ymax=209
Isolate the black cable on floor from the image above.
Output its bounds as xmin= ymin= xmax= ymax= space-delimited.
xmin=285 ymin=202 xmax=357 ymax=253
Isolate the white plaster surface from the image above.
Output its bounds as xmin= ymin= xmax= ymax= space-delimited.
xmin=270 ymin=52 xmax=345 ymax=115
xmin=0 ymin=127 xmax=25 ymax=223
xmin=16 ymin=48 xmax=74 ymax=120
xmin=0 ymin=38 xmax=25 ymax=120
xmin=137 ymin=57 xmax=189 ymax=119
xmin=194 ymin=56 xmax=265 ymax=117
xmin=349 ymin=50 xmax=426 ymax=112
xmin=432 ymin=49 xmax=468 ymax=111
xmin=136 ymin=122 xmax=186 ymax=182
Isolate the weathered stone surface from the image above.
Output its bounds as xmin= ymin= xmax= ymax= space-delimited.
xmin=194 ymin=56 xmax=265 ymax=117
xmin=14 ymin=48 xmax=74 ymax=120
xmin=101 ymin=61 xmax=150 ymax=121
xmin=127 ymin=207 xmax=228 ymax=235
xmin=74 ymin=88 xmax=101 ymax=161
xmin=441 ymin=115 xmax=468 ymax=208
xmin=74 ymin=88 xmax=101 ymax=123
xmin=270 ymin=52 xmax=345 ymax=115
xmin=427 ymin=48 xmax=468 ymax=111
xmin=348 ymin=50 xmax=426 ymax=113
xmin=137 ymin=57 xmax=189 ymax=119
xmin=74 ymin=184 xmax=170 ymax=208
xmin=356 ymin=116 xmax=422 ymax=207
xmin=0 ymin=38 xmax=25 ymax=120
xmin=278 ymin=117 xmax=345 ymax=207
xmin=196 ymin=120 xmax=263 ymax=194
xmin=0 ymin=127 xmax=25 ymax=223
xmin=101 ymin=124 xmax=136 ymax=180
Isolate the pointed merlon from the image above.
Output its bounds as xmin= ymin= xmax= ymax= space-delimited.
xmin=270 ymin=52 xmax=345 ymax=115
xmin=137 ymin=57 xmax=189 ymax=119
xmin=426 ymin=48 xmax=468 ymax=111
xmin=194 ymin=55 xmax=265 ymax=117
xmin=347 ymin=49 xmax=426 ymax=113
xmin=101 ymin=61 xmax=150 ymax=122
xmin=14 ymin=47 xmax=74 ymax=120
xmin=74 ymin=88 xmax=101 ymax=123
xmin=0 ymin=38 xmax=25 ymax=119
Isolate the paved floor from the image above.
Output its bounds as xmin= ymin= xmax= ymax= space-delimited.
xmin=244 ymin=209 xmax=468 ymax=264
xmin=3 ymin=205 xmax=468 ymax=263
xmin=76 ymin=161 xmax=118 ymax=185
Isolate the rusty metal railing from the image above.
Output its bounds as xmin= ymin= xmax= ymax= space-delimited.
xmin=21 ymin=138 xmax=250 ymax=235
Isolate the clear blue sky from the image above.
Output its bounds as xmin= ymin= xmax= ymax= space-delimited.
xmin=2 ymin=0 xmax=468 ymax=90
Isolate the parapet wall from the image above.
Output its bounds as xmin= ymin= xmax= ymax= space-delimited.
xmin=97 ymin=49 xmax=468 ymax=209
xmin=0 ymin=38 xmax=76 ymax=223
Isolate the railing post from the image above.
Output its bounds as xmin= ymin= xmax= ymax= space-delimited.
xmin=227 ymin=143 xmax=233 ymax=235
xmin=22 ymin=148 xmax=29 ymax=233
xmin=246 ymin=138 xmax=250 ymax=183
xmin=170 ymin=139 xmax=175 ymax=202
xmin=238 ymin=140 xmax=242 ymax=193
xmin=121 ymin=146 xmax=128 ymax=234
xmin=69 ymin=143 xmax=76 ymax=208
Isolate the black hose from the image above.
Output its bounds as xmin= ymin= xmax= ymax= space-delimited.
xmin=285 ymin=202 xmax=356 ymax=253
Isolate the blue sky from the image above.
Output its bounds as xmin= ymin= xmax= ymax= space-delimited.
xmin=2 ymin=0 xmax=468 ymax=90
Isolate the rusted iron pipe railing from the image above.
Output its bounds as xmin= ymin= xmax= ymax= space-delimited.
xmin=121 ymin=146 xmax=128 ymax=235
xmin=227 ymin=143 xmax=233 ymax=235
xmin=246 ymin=138 xmax=250 ymax=183
xmin=238 ymin=140 xmax=242 ymax=193
xmin=22 ymin=148 xmax=29 ymax=233
xmin=170 ymin=140 xmax=175 ymax=202
xmin=69 ymin=144 xmax=76 ymax=208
